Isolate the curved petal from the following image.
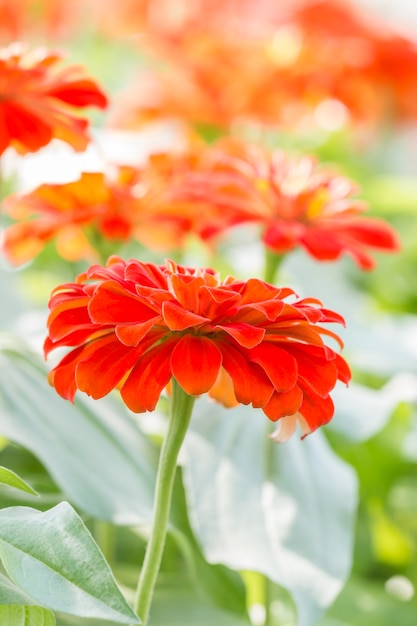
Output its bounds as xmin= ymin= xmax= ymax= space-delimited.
xmin=170 ymin=335 xmax=222 ymax=395
xmin=208 ymin=367 xmax=239 ymax=408
xmin=298 ymin=384 xmax=335 ymax=433
xmin=162 ymin=300 xmax=209 ymax=330
xmin=115 ymin=318 xmax=161 ymax=346
xmin=217 ymin=322 xmax=265 ymax=348
xmin=262 ymin=385 xmax=303 ymax=421
xmin=121 ymin=339 xmax=176 ymax=412
xmin=218 ymin=342 xmax=274 ymax=408
xmin=284 ymin=344 xmax=338 ymax=398
xmin=47 ymin=297 xmax=93 ymax=341
xmin=248 ymin=342 xmax=298 ymax=392
xmin=48 ymin=345 xmax=86 ymax=402
xmin=75 ymin=339 xmax=143 ymax=399
xmin=89 ymin=280 xmax=158 ymax=324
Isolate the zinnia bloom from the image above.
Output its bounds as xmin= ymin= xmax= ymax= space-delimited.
xmin=0 ymin=0 xmax=84 ymax=41
xmin=2 ymin=168 xmax=144 ymax=264
xmin=169 ymin=138 xmax=400 ymax=270
xmin=107 ymin=0 xmax=417 ymax=132
xmin=45 ymin=256 xmax=350 ymax=441
xmin=0 ymin=43 xmax=108 ymax=156
xmin=2 ymin=148 xmax=244 ymax=265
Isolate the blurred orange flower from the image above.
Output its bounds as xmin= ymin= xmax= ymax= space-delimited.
xmin=0 ymin=43 xmax=108 ymax=156
xmin=165 ymin=138 xmax=400 ymax=270
xmin=108 ymin=0 xmax=417 ymax=132
xmin=2 ymin=167 xmax=144 ymax=264
xmin=1 ymin=149 xmax=242 ymax=264
xmin=0 ymin=0 xmax=86 ymax=42
xmin=45 ymin=256 xmax=350 ymax=441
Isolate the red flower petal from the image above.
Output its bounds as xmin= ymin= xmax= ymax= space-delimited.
xmin=75 ymin=338 xmax=143 ymax=399
xmin=47 ymin=296 xmax=93 ymax=342
xmin=218 ymin=342 xmax=274 ymax=408
xmin=248 ymin=342 xmax=298 ymax=392
xmin=120 ymin=339 xmax=176 ymax=412
xmin=263 ymin=385 xmax=303 ymax=421
xmin=298 ymin=385 xmax=335 ymax=433
xmin=115 ymin=318 xmax=160 ymax=346
xmin=89 ymin=280 xmax=158 ymax=324
xmin=162 ymin=300 xmax=209 ymax=330
xmin=284 ymin=344 xmax=338 ymax=398
xmin=217 ymin=322 xmax=265 ymax=348
xmin=170 ymin=335 xmax=222 ymax=395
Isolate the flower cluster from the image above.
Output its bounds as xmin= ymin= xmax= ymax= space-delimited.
xmin=1 ymin=148 xmax=240 ymax=264
xmin=2 ymin=167 xmax=143 ymax=264
xmin=167 ymin=138 xmax=400 ymax=270
xmin=0 ymin=43 xmax=107 ymax=156
xmin=107 ymin=0 xmax=417 ymax=132
xmin=2 ymin=137 xmax=400 ymax=270
xmin=45 ymin=256 xmax=350 ymax=442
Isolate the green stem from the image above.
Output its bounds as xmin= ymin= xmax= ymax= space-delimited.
xmin=94 ymin=520 xmax=115 ymax=566
xmin=133 ymin=379 xmax=195 ymax=624
xmin=263 ymin=248 xmax=285 ymax=285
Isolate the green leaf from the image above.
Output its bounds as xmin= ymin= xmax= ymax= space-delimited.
xmin=150 ymin=575 xmax=252 ymax=626
xmin=0 ymin=571 xmax=41 ymax=605
xmin=364 ymin=176 xmax=417 ymax=215
xmin=169 ymin=474 xmax=250 ymax=619
xmin=284 ymin=253 xmax=417 ymax=378
xmin=0 ymin=502 xmax=140 ymax=624
xmin=0 ymin=466 xmax=39 ymax=497
xmin=183 ymin=399 xmax=358 ymax=626
xmin=55 ymin=574 xmax=250 ymax=626
xmin=0 ymin=605 xmax=55 ymax=626
xmin=329 ymin=374 xmax=416 ymax=442
xmin=0 ymin=339 xmax=157 ymax=524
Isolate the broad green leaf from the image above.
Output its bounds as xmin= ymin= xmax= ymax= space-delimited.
xmin=0 ymin=502 xmax=140 ymax=624
xmin=169 ymin=475 xmax=249 ymax=619
xmin=0 ymin=267 xmax=27 ymax=326
xmin=150 ymin=576 xmax=252 ymax=626
xmin=284 ymin=253 xmax=417 ymax=377
xmin=0 ymin=466 xmax=39 ymax=496
xmin=329 ymin=374 xmax=417 ymax=442
xmin=0 ymin=571 xmax=40 ymax=605
xmin=0 ymin=605 xmax=55 ymax=626
xmin=0 ymin=339 xmax=157 ymax=524
xmin=183 ymin=399 xmax=358 ymax=626
xmin=55 ymin=574 xmax=250 ymax=626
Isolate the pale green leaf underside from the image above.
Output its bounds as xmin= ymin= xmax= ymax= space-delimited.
xmin=0 ymin=502 xmax=140 ymax=624
xmin=0 ymin=340 xmax=157 ymax=524
xmin=184 ymin=399 xmax=358 ymax=626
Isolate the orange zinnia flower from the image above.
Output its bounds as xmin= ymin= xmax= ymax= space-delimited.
xmin=2 ymin=148 xmax=243 ymax=265
xmin=44 ymin=256 xmax=350 ymax=441
xmin=170 ymin=138 xmax=400 ymax=270
xmin=0 ymin=0 xmax=85 ymax=41
xmin=0 ymin=43 xmax=108 ymax=156
xmin=107 ymin=0 xmax=417 ymax=132
xmin=2 ymin=168 xmax=142 ymax=264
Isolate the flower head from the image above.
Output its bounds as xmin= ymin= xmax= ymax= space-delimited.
xmin=170 ymin=138 xmax=400 ymax=270
xmin=0 ymin=0 xmax=84 ymax=41
xmin=0 ymin=43 xmax=108 ymax=156
xmin=45 ymin=256 xmax=350 ymax=441
xmin=107 ymin=0 xmax=417 ymax=133
xmin=2 ymin=148 xmax=245 ymax=265
xmin=2 ymin=168 xmax=144 ymax=264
